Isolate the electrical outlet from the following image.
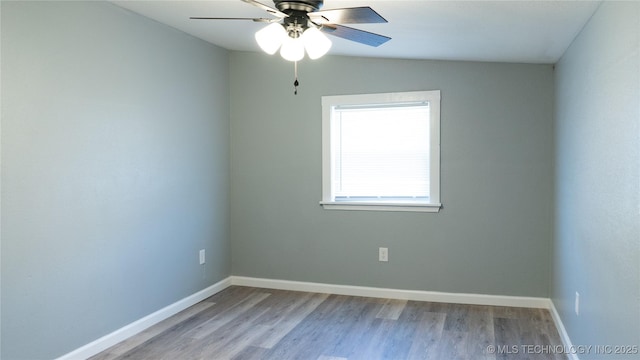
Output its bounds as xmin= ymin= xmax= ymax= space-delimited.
xmin=199 ymin=249 xmax=205 ymax=265
xmin=575 ymin=292 xmax=580 ymax=316
xmin=379 ymin=247 xmax=388 ymax=262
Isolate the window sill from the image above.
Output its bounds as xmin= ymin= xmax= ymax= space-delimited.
xmin=319 ymin=201 xmax=442 ymax=213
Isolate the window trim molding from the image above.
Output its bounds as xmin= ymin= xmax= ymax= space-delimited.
xmin=320 ymin=90 xmax=441 ymax=213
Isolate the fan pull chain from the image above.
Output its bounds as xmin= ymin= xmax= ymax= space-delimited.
xmin=293 ymin=61 xmax=299 ymax=95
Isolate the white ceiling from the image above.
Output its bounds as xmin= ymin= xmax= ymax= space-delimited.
xmin=111 ymin=0 xmax=601 ymax=64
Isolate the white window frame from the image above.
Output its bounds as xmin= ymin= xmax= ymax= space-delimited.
xmin=320 ymin=90 xmax=442 ymax=213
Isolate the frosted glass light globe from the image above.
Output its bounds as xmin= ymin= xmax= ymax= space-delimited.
xmin=280 ymin=36 xmax=305 ymax=62
xmin=302 ymin=27 xmax=332 ymax=59
xmin=255 ymin=23 xmax=286 ymax=55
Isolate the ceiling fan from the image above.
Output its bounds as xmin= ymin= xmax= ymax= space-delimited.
xmin=191 ymin=0 xmax=391 ymax=94
xmin=191 ymin=0 xmax=391 ymax=51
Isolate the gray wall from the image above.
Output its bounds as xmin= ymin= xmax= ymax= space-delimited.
xmin=553 ymin=1 xmax=640 ymax=356
xmin=0 ymin=2 xmax=230 ymax=359
xmin=230 ymin=53 xmax=554 ymax=297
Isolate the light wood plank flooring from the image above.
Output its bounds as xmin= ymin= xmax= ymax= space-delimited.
xmin=91 ymin=286 xmax=566 ymax=360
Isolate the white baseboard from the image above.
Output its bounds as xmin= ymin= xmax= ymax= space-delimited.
xmin=230 ymin=276 xmax=552 ymax=309
xmin=235 ymin=276 xmax=586 ymax=357
xmin=549 ymin=300 xmax=580 ymax=360
xmin=56 ymin=276 xmax=232 ymax=360
xmin=58 ymin=275 xmax=560 ymax=360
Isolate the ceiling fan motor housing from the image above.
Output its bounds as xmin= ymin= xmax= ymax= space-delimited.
xmin=274 ymin=0 xmax=323 ymax=13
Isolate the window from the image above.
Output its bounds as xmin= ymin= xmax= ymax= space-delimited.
xmin=320 ymin=90 xmax=441 ymax=212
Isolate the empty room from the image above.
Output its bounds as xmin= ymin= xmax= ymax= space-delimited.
xmin=1 ymin=0 xmax=638 ymax=359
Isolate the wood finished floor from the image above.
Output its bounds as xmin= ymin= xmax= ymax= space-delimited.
xmin=91 ymin=286 xmax=566 ymax=360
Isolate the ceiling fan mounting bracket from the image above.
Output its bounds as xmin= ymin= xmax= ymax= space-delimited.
xmin=274 ymin=0 xmax=323 ymax=13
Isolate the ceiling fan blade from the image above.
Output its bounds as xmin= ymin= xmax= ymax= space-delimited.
xmin=240 ymin=0 xmax=288 ymax=18
xmin=309 ymin=7 xmax=387 ymax=24
xmin=321 ymin=24 xmax=391 ymax=47
xmin=190 ymin=17 xmax=277 ymax=23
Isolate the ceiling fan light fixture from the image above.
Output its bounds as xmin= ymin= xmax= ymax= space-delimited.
xmin=302 ymin=27 xmax=332 ymax=60
xmin=255 ymin=23 xmax=286 ymax=55
xmin=279 ymin=35 xmax=305 ymax=61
